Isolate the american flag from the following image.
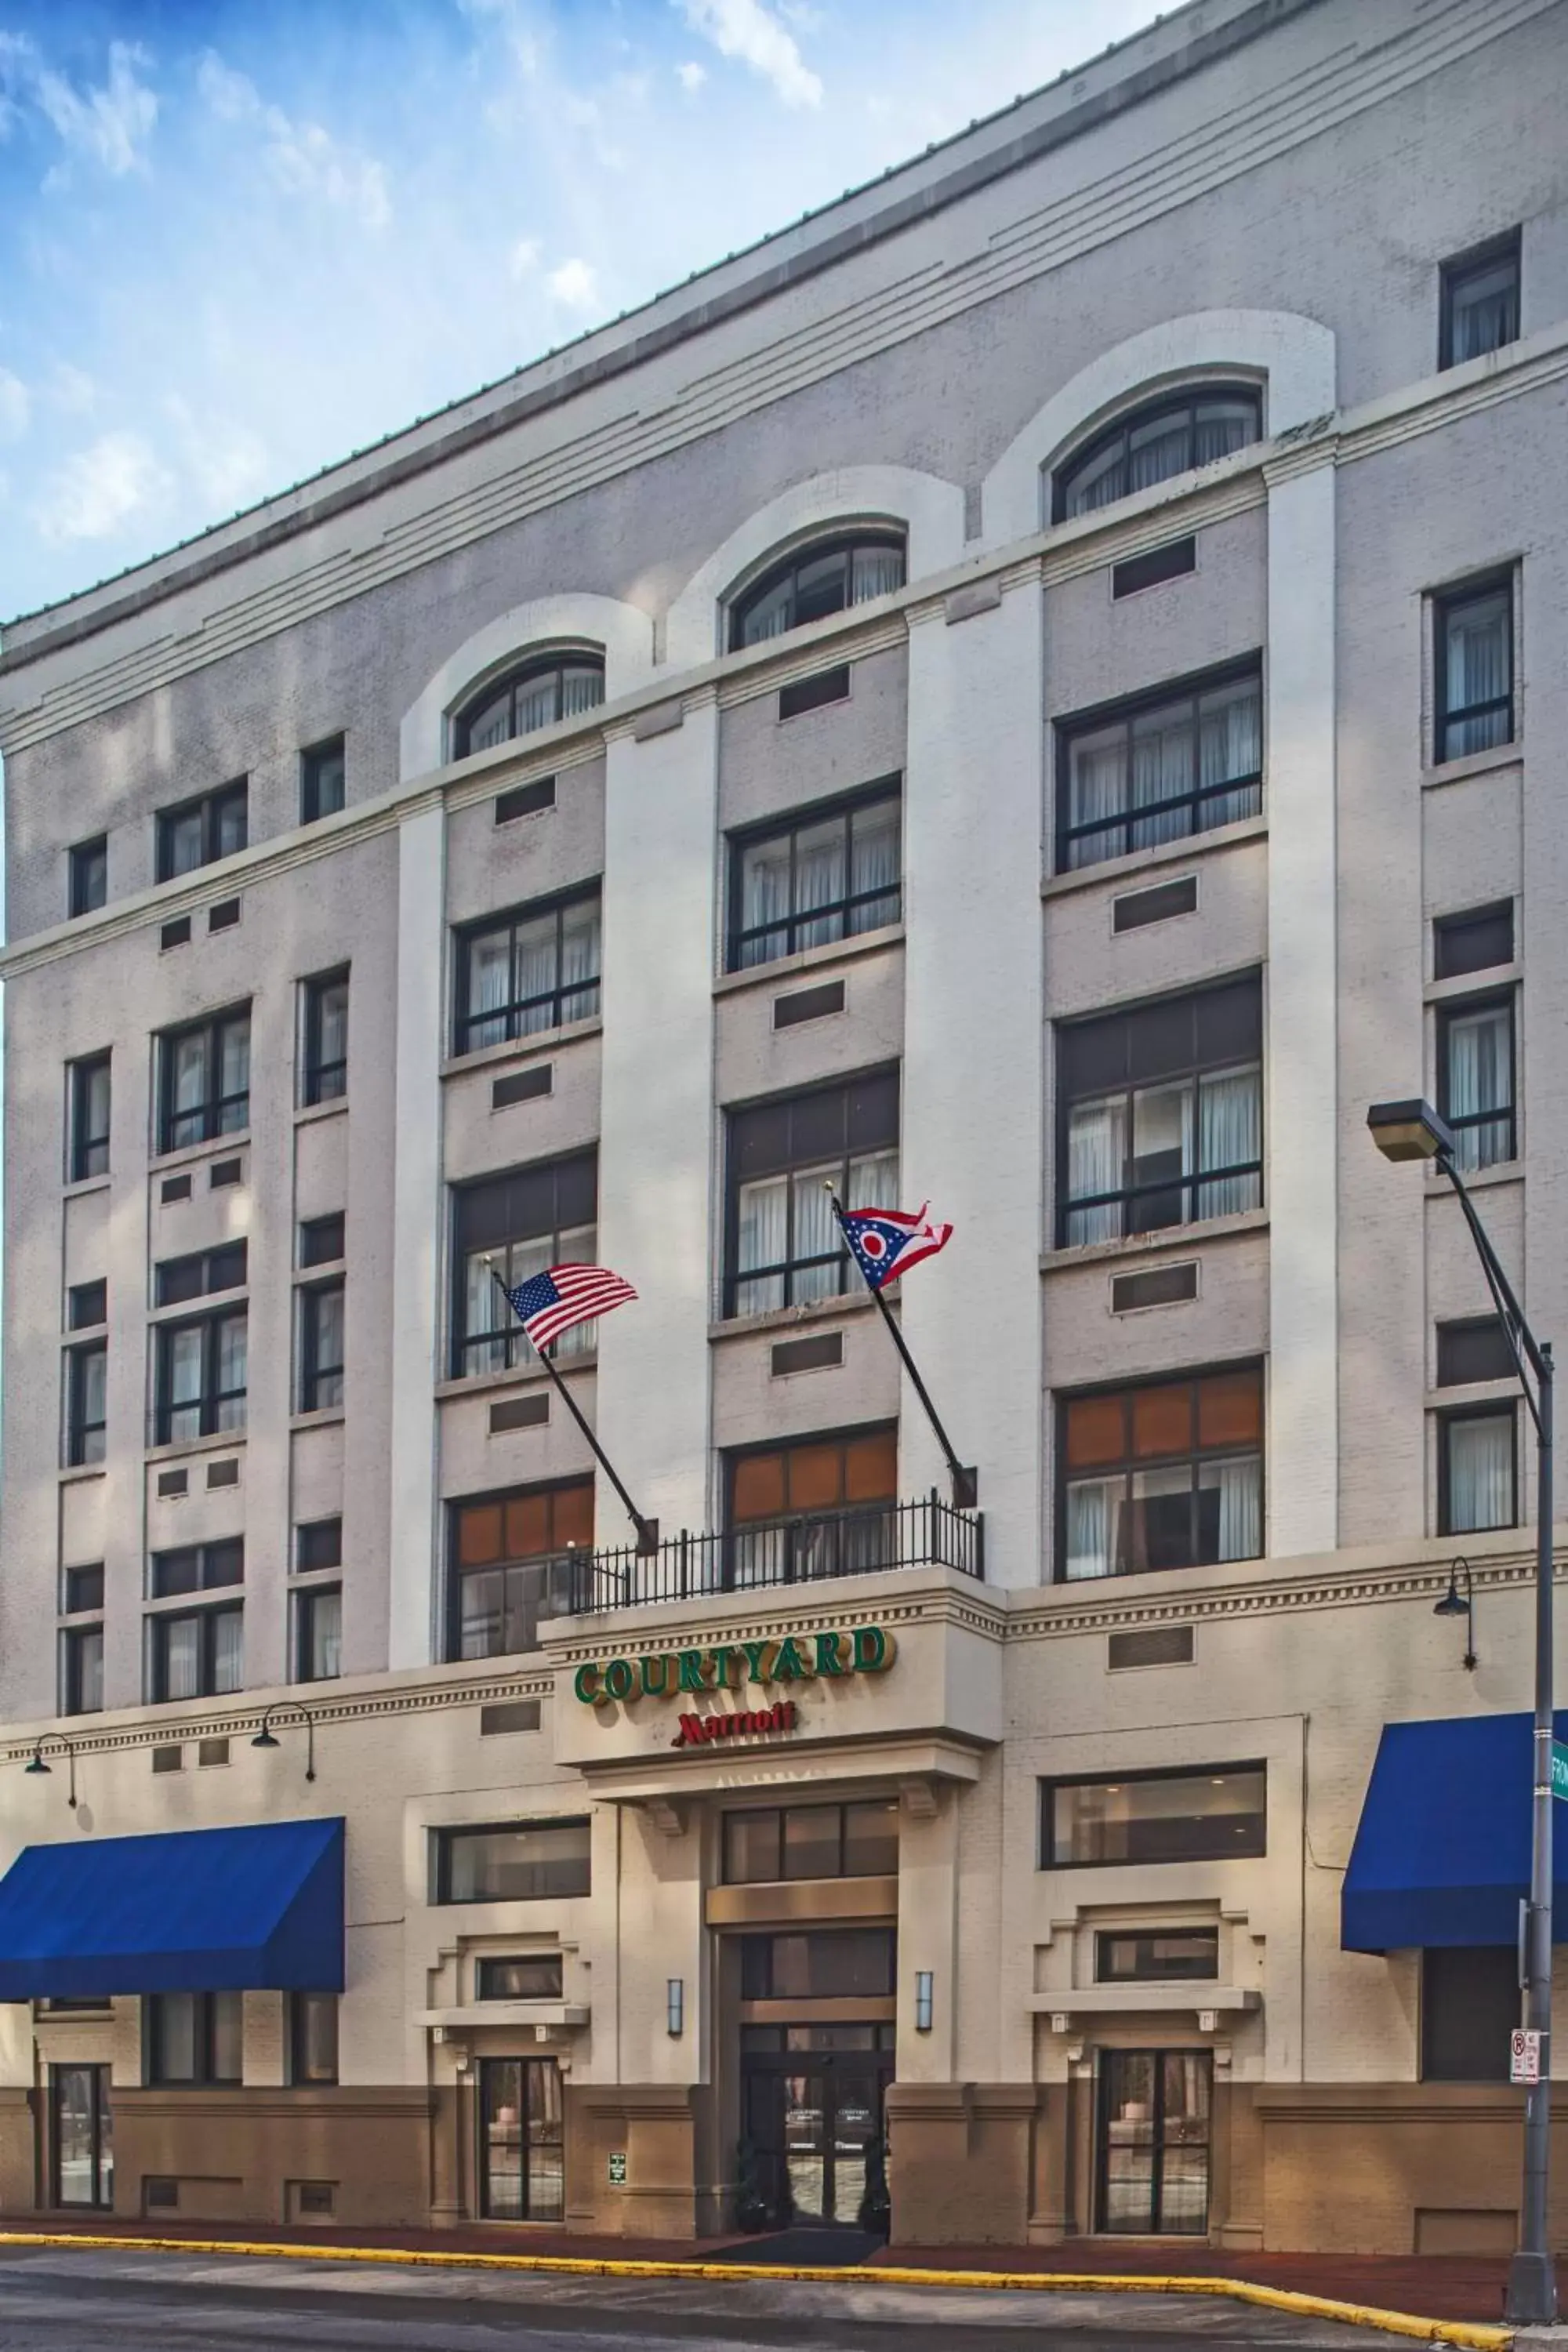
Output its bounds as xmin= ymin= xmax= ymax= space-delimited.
xmin=837 ymin=1202 xmax=953 ymax=1293
xmin=503 ymin=1264 xmax=638 ymax=1352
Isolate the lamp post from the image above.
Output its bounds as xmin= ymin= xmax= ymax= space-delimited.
xmin=250 ymin=1699 xmax=317 ymax=1783
xmin=1368 ymin=1098 xmax=1555 ymax=2325
xmin=24 ymin=1734 xmax=78 ymax=1808
xmin=1434 ymin=1557 xmax=1478 ymax=1672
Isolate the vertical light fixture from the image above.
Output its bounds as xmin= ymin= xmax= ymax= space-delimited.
xmin=914 ymin=1970 xmax=934 ymax=2032
xmin=666 ymin=1978 xmax=684 ymax=2037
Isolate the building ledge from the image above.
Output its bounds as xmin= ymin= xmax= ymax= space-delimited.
xmin=1032 ymin=1985 xmax=1260 ymax=2022
xmin=440 ymin=1015 xmax=602 ymax=1083
xmin=712 ymin=923 xmax=905 ymax=1001
xmin=1042 ymin=1208 xmax=1267 ymax=1275
xmin=420 ymin=2003 xmax=589 ymax=2032
xmin=1040 ymin=815 xmax=1267 ymax=904
xmin=1420 ymin=740 xmax=1522 ymax=793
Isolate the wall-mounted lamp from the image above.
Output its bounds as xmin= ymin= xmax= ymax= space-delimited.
xmin=1434 ymin=1555 xmax=1478 ymax=1671
xmin=914 ymin=1969 xmax=934 ymax=2033
xmin=251 ymin=1698 xmax=317 ymax=1780
xmin=666 ymin=1978 xmax=684 ymax=2038
xmin=24 ymin=1733 xmax=78 ymax=1807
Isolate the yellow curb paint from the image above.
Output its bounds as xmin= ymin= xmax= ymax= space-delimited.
xmin=0 ymin=2231 xmax=1512 ymax=2350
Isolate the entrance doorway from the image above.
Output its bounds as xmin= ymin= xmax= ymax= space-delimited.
xmin=51 ymin=2064 xmax=112 ymax=2209
xmin=742 ymin=2024 xmax=894 ymax=2227
xmin=477 ymin=2056 xmax=564 ymax=2221
xmin=1095 ymin=2049 xmax=1210 ymax=2234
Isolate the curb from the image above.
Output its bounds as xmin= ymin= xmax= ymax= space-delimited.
xmin=0 ymin=2230 xmax=1513 ymax=2348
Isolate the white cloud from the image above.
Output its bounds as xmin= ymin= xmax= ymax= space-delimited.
xmin=0 ymin=368 xmax=29 ymax=440
xmin=676 ymin=60 xmax=707 ymax=92
xmin=164 ymin=397 xmax=272 ymax=514
xmin=197 ymin=52 xmax=390 ymax=230
xmin=457 ymin=0 xmax=542 ymax=78
xmin=34 ymin=430 xmax=172 ymax=543
xmin=546 ymin=257 xmax=600 ymax=314
xmin=675 ymin=0 xmax=822 ymax=108
xmin=49 ymin=362 xmax=97 ymax=416
xmin=34 ymin=39 xmax=158 ymax=177
xmin=509 ymin=236 xmax=542 ymax=281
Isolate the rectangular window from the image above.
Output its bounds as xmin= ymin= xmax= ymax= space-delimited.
xmin=296 ymin=1584 xmax=342 ymax=1683
xmin=299 ymin=1212 xmax=345 ymax=1269
xmin=1437 ymin=993 xmax=1515 ymax=1171
xmin=434 ymin=1820 xmax=591 ymax=1904
xmin=69 ymin=1054 xmax=111 ymax=1181
xmin=64 ymin=1564 xmax=106 ymax=1614
xmin=1439 ymin=1404 xmax=1517 ymax=1535
xmin=1436 ymin=1316 xmax=1515 ymax=1388
xmin=154 ymin=1242 xmax=246 ymax=1308
xmin=725 ymin=1070 xmax=898 ymax=1318
xmin=1434 ymin=901 xmax=1513 ymax=981
xmin=147 ymin=1991 xmax=241 ymax=2085
xmin=299 ymin=1280 xmax=345 ymax=1412
xmin=155 ymin=782 xmax=248 ymax=883
xmin=477 ymin=1955 xmax=564 ymax=2001
xmin=739 ymin=1929 xmax=897 ymax=2000
xmin=154 ymin=1306 xmax=248 ymax=1444
xmin=478 ymin=2056 xmax=563 ymax=2222
xmin=65 ymin=1341 xmax=107 ymax=1468
xmin=1095 ymin=1929 xmax=1220 ymax=1983
xmin=721 ymin=1799 xmax=898 ymax=1886
xmin=62 ymin=1623 xmax=104 ymax=1717
xmin=289 ymin=1991 xmax=339 ymax=2084
xmin=70 ymin=837 xmax=107 ymax=918
xmin=68 ymin=1279 xmax=108 ymax=1330
xmin=1058 ymin=977 xmax=1261 ymax=1247
xmin=158 ymin=1007 xmax=251 ymax=1152
xmin=456 ymin=887 xmax=601 ymax=1055
xmin=300 ymin=735 xmax=346 ymax=824
xmin=1435 ymin=577 xmax=1514 ymax=762
xmin=1056 ymin=663 xmax=1261 ymax=873
xmin=452 ymin=1151 xmax=597 ymax=1376
xmin=727 ymin=786 xmax=901 ymax=972
xmin=448 ymin=1482 xmax=593 ymax=1663
xmin=726 ymin=1427 xmax=897 ymax=1588
xmin=1439 ymin=230 xmax=1520 ymax=369
xmin=150 ymin=1541 xmax=243 ymax=1599
xmin=301 ymin=969 xmax=349 ymax=1105
xmin=1044 ymin=1765 xmax=1267 ymax=1867
xmin=495 ymin=777 xmax=556 ymax=824
xmin=1059 ymin=1367 xmax=1263 ymax=1582
xmin=1421 ymin=1946 xmax=1515 ymax=2081
xmin=296 ymin=1516 xmax=343 ymax=1572
xmin=147 ymin=1602 xmax=244 ymax=1702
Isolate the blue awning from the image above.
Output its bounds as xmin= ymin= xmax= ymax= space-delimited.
xmin=1343 ymin=1714 xmax=1568 ymax=1952
xmin=0 ymin=1817 xmax=344 ymax=1999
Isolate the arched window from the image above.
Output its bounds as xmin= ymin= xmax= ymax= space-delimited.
xmin=453 ymin=650 xmax=605 ymax=758
xmin=728 ymin=532 xmax=906 ymax=652
xmin=1051 ymin=387 xmax=1262 ymax=524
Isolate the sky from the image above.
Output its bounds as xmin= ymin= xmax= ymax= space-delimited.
xmin=0 ymin=0 xmax=1163 ymax=623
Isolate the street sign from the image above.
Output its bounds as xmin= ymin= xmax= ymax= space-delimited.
xmin=1511 ymin=2028 xmax=1542 ymax=2085
xmin=1551 ymin=1740 xmax=1568 ymax=1801
xmin=608 ymin=2151 xmax=627 ymax=2186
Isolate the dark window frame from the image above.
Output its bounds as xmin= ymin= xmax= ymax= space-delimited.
xmin=728 ymin=531 xmax=906 ymax=652
xmin=1436 ymin=1316 xmax=1516 ymax=1389
xmin=1041 ymin=1762 xmax=1269 ymax=1869
xmin=69 ymin=836 xmax=107 ymax=918
xmin=1421 ymin=1945 xmax=1516 ymax=2081
xmin=61 ymin=1621 xmax=104 ymax=1717
xmin=720 ymin=1799 xmax=900 ymax=1886
xmin=69 ymin=1053 xmax=111 ymax=1182
xmin=1433 ymin=572 xmax=1515 ymax=763
xmin=453 ymin=884 xmax=601 ymax=1056
xmin=65 ymin=1340 xmax=107 ymax=1468
xmin=1438 ymin=1401 xmax=1519 ymax=1537
xmin=1433 ymin=900 xmax=1514 ymax=981
xmin=1436 ymin=988 xmax=1516 ymax=1170
xmin=299 ymin=735 xmax=346 ymax=825
xmin=451 ymin=1150 xmax=597 ymax=1377
xmin=723 ymin=1424 xmax=898 ymax=1588
xmin=477 ymin=1955 xmax=565 ymax=2001
xmin=149 ymin=1540 xmax=244 ymax=1599
xmin=739 ymin=1926 xmax=898 ymax=2001
xmin=1054 ymin=658 xmax=1263 ymax=873
xmin=296 ymin=1517 xmax=343 ymax=1573
xmin=157 ymin=1007 xmax=251 ymax=1153
xmin=295 ymin=1584 xmax=342 ymax=1686
xmin=453 ymin=651 xmax=605 ymax=760
xmin=725 ymin=780 xmax=902 ymax=972
xmin=724 ymin=1069 xmax=899 ymax=1319
xmin=299 ymin=1213 xmax=345 ymax=1269
xmin=153 ymin=1305 xmax=248 ymax=1445
xmin=289 ymin=1991 xmax=339 ymax=2084
xmin=1094 ymin=1929 xmax=1220 ymax=1984
xmin=298 ymin=1279 xmax=345 ymax=1414
xmin=146 ymin=1990 xmax=242 ymax=2085
xmin=432 ymin=1820 xmax=593 ymax=1905
xmin=1439 ymin=229 xmax=1521 ymax=371
xmin=302 ymin=967 xmax=349 ymax=1106
xmin=1055 ymin=1363 xmax=1265 ymax=1584
xmin=1051 ymin=385 xmax=1263 ymax=524
xmin=146 ymin=1599 xmax=244 ymax=1704
xmin=154 ymin=1242 xmax=247 ymax=1308
xmin=446 ymin=1479 xmax=594 ymax=1664
xmin=154 ymin=781 xmax=248 ymax=884
xmin=68 ymin=1279 xmax=108 ymax=1331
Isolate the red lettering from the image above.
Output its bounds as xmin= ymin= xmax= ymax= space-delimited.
xmin=670 ymin=1704 xmax=800 ymax=1748
xmin=673 ymin=1714 xmax=703 ymax=1748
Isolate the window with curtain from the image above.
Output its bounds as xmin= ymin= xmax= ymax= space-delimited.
xmin=452 ymin=1152 xmax=597 ymax=1375
xmin=154 ymin=1306 xmax=248 ymax=1444
xmin=1057 ymin=662 xmax=1262 ymax=872
xmin=147 ymin=1602 xmax=244 ymax=1701
xmin=726 ymin=1426 xmax=897 ymax=1587
xmin=1044 ymin=1765 xmax=1266 ymax=1865
xmin=302 ymin=968 xmax=349 ymax=1105
xmin=1439 ymin=1405 xmax=1517 ymax=1536
xmin=1059 ymin=1367 xmax=1264 ymax=1583
xmin=1058 ymin=977 xmax=1262 ymax=1247
xmin=298 ymin=1280 xmax=345 ymax=1412
xmin=1437 ymin=993 xmax=1515 ymax=1171
xmin=155 ymin=782 xmax=248 ymax=883
xmin=147 ymin=1991 xmax=242 ymax=2085
xmin=728 ymin=533 xmax=906 ymax=651
xmin=454 ymin=652 xmax=605 ymax=757
xmin=1434 ymin=577 xmax=1513 ymax=760
xmin=725 ymin=1071 xmax=898 ymax=1317
xmin=1051 ymin=387 xmax=1261 ymax=524
xmin=455 ymin=887 xmax=601 ymax=1054
xmin=158 ymin=1007 xmax=251 ymax=1152
xmin=69 ymin=1052 xmax=111 ymax=1181
xmin=65 ymin=1341 xmax=107 ymax=1468
xmin=1439 ymin=231 xmax=1520 ymax=370
xmin=448 ymin=1481 xmax=593 ymax=1661
xmin=728 ymin=787 xmax=901 ymax=971
xmin=296 ymin=1584 xmax=342 ymax=1683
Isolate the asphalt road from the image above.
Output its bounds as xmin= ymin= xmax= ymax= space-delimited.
xmin=0 ymin=2245 xmax=1412 ymax=2352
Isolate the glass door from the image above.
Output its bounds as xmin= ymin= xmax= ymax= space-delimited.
xmin=1096 ymin=2049 xmax=1210 ymax=2234
xmin=52 ymin=2064 xmax=112 ymax=2209
xmin=477 ymin=2056 xmax=564 ymax=2221
xmin=742 ymin=2026 xmax=893 ymax=2227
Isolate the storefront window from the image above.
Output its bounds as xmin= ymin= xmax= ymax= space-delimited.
xmin=478 ymin=2055 xmax=564 ymax=2220
xmin=741 ymin=1930 xmax=896 ymax=2000
xmin=723 ymin=1799 xmax=898 ymax=1885
xmin=435 ymin=1820 xmax=590 ymax=1904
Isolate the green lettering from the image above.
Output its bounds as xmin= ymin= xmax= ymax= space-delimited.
xmin=815 ymin=1631 xmax=847 ymax=1676
xmin=677 ymin=1650 xmax=710 ymax=1693
xmin=604 ymin=1657 xmax=636 ymax=1702
xmin=742 ymin=1640 xmax=774 ymax=1686
xmin=851 ymin=1625 xmax=894 ymax=1673
xmin=638 ymin=1654 xmax=671 ymax=1698
xmin=574 ymin=1661 xmax=604 ymax=1706
xmin=772 ymin=1636 xmax=809 ymax=1682
xmin=709 ymin=1645 xmax=742 ymax=1691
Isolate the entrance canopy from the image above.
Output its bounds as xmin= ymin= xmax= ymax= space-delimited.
xmin=0 ymin=1817 xmax=344 ymax=1999
xmin=1342 ymin=1713 xmax=1568 ymax=1952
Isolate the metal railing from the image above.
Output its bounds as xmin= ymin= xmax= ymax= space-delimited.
xmin=566 ymin=1491 xmax=983 ymax=1615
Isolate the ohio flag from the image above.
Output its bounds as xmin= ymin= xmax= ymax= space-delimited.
xmin=838 ymin=1203 xmax=953 ymax=1293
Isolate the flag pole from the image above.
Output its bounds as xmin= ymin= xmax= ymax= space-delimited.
xmin=487 ymin=1265 xmax=660 ymax=1555
xmin=825 ymin=1189 xmax=978 ymax=1509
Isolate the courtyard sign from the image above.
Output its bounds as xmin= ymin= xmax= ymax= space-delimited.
xmin=572 ymin=1624 xmax=895 ymax=1708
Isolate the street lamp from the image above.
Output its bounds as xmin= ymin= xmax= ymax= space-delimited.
xmin=1368 ymin=1097 xmax=1555 ymax=2326
xmin=1433 ymin=1557 xmax=1478 ymax=1671
xmin=24 ymin=1734 xmax=78 ymax=1808
xmin=250 ymin=1699 xmax=317 ymax=1783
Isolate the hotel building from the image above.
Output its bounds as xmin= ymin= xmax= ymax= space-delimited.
xmin=1 ymin=0 xmax=1566 ymax=2256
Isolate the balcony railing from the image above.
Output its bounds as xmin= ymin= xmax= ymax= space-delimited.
xmin=566 ymin=1492 xmax=983 ymax=1615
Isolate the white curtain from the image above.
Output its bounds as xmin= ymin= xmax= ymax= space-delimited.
xmin=1445 ymin=594 xmax=1510 ymax=754
xmin=1451 ymin=261 xmax=1515 ymax=364
xmin=1448 ymin=1413 xmax=1515 ymax=1531
xmin=1130 ymin=707 xmax=1194 ymax=849
xmin=736 ymin=1177 xmax=789 ymax=1313
xmin=848 ymin=1149 xmax=898 ymax=1214
xmin=1065 ymin=1477 xmax=1118 ymax=1579
xmin=1214 ymin=1457 xmax=1262 ymax=1561
xmin=1446 ymin=1003 xmax=1512 ymax=1170
xmin=790 ymin=1167 xmax=843 ymax=1303
xmin=212 ymin=1610 xmax=244 ymax=1694
xmin=314 ymin=1591 xmax=343 ymax=1680
xmin=794 ymin=818 xmax=847 ymax=949
xmin=1194 ymin=398 xmax=1256 ymax=465
xmin=1198 ymin=1065 xmax=1261 ymax=1216
xmin=1068 ymin=728 xmax=1127 ymax=866
xmin=465 ymin=688 xmax=512 ymax=751
xmin=850 ymin=802 xmax=900 ymax=931
xmin=561 ymin=664 xmax=605 ymax=719
xmin=560 ymin=898 xmax=601 ymax=1018
xmin=1065 ymin=441 xmax=1127 ymax=517
xmin=216 ymin=1315 xmax=248 ymax=1431
xmin=162 ymin=1620 xmax=200 ymax=1701
xmin=1199 ymin=679 xmax=1261 ymax=826
xmin=1066 ymin=1098 xmax=1127 ymax=1244
xmin=851 ymin=546 xmax=905 ymax=604
xmin=741 ymin=581 xmax=793 ymax=644
xmin=1127 ymin=412 xmax=1189 ymax=494
xmin=515 ymin=672 xmax=559 ymax=735
xmin=468 ymin=927 xmax=512 ymax=1044
xmin=514 ymin=909 xmax=559 ymax=1033
xmin=739 ymin=837 xmax=793 ymax=965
